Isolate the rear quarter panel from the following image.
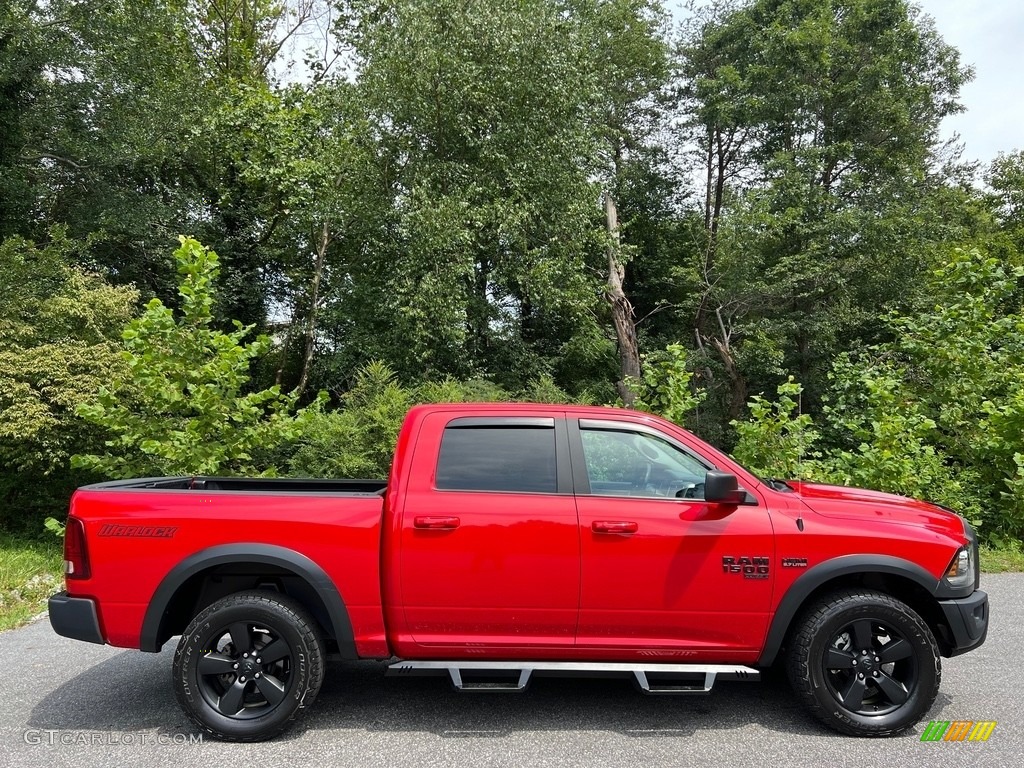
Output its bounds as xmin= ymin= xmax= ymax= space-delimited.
xmin=65 ymin=489 xmax=387 ymax=655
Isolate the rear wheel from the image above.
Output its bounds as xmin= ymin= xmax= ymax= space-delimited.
xmin=172 ymin=590 xmax=325 ymax=742
xmin=786 ymin=589 xmax=940 ymax=737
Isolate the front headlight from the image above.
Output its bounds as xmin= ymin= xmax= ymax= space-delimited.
xmin=944 ymin=545 xmax=975 ymax=590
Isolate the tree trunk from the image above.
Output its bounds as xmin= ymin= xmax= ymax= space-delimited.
xmin=711 ymin=336 xmax=747 ymax=422
xmin=296 ymin=220 xmax=329 ymax=397
xmin=274 ymin=306 xmax=298 ymax=387
xmin=603 ymin=189 xmax=641 ymax=405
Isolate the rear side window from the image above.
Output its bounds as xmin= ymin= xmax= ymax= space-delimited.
xmin=436 ymin=426 xmax=557 ymax=493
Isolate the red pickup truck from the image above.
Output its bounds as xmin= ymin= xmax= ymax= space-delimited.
xmin=48 ymin=403 xmax=988 ymax=741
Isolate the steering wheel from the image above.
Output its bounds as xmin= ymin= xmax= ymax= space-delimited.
xmin=680 ymin=482 xmax=704 ymax=499
xmin=634 ymin=440 xmax=658 ymax=489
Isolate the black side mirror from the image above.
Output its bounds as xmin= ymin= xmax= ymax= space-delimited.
xmin=704 ymin=471 xmax=746 ymax=504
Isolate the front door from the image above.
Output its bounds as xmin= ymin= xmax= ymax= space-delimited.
xmin=398 ymin=412 xmax=580 ymax=649
xmin=572 ymin=418 xmax=774 ymax=660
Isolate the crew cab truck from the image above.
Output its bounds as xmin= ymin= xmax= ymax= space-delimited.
xmin=48 ymin=404 xmax=988 ymax=741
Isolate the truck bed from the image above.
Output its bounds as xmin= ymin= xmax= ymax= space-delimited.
xmin=79 ymin=476 xmax=387 ymax=494
xmin=65 ymin=476 xmax=390 ymax=655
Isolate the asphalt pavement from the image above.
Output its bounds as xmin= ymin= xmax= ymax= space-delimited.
xmin=1 ymin=574 xmax=1020 ymax=768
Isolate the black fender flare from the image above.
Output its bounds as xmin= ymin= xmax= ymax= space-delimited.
xmin=757 ymin=554 xmax=941 ymax=667
xmin=140 ymin=543 xmax=357 ymax=658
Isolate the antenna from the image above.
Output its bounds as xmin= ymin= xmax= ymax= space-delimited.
xmin=796 ymin=380 xmax=805 ymax=532
xmin=797 ymin=383 xmax=803 ymax=483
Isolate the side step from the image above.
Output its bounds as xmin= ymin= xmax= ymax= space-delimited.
xmin=386 ymin=660 xmax=759 ymax=695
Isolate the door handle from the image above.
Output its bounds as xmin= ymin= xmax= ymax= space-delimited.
xmin=414 ymin=516 xmax=461 ymax=530
xmin=592 ymin=521 xmax=638 ymax=534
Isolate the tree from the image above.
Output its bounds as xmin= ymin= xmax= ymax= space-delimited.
xmin=676 ymin=0 xmax=972 ymax=430
xmin=0 ymin=231 xmax=138 ymax=530
xmin=332 ymin=0 xmax=608 ymax=389
xmin=3 ymin=1 xmax=333 ymax=325
xmin=0 ymin=1 xmax=46 ymax=240
xmin=74 ymin=237 xmax=323 ymax=478
xmin=987 ymin=150 xmax=1024 ymax=255
xmin=578 ymin=0 xmax=672 ymax=405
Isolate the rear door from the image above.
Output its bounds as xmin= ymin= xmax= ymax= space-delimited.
xmin=398 ymin=413 xmax=580 ymax=648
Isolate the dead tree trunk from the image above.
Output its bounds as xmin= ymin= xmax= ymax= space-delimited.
xmin=604 ymin=189 xmax=641 ymax=406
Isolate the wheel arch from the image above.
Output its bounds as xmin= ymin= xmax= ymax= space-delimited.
xmin=140 ymin=543 xmax=356 ymax=658
xmin=758 ymin=555 xmax=951 ymax=667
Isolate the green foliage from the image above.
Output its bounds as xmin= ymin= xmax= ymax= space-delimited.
xmin=332 ymin=0 xmax=646 ymax=386
xmin=0 ymin=232 xmax=138 ymax=474
xmin=731 ymin=378 xmax=818 ymax=480
xmin=821 ymin=361 xmax=980 ymax=521
xmin=889 ymin=247 xmax=1024 ymax=536
xmin=727 ymin=247 xmax=1021 ymax=538
xmin=519 ymin=374 xmax=586 ymax=405
xmin=3 ymin=0 xmax=1023 ymax=555
xmin=987 ymin=150 xmax=1024 ymax=253
xmin=0 ymin=232 xmax=138 ymax=532
xmin=677 ymin=0 xmax=973 ymax=427
xmin=73 ymin=237 xmax=323 ymax=478
xmin=284 ymin=362 xmax=414 ymax=480
xmin=43 ymin=517 xmax=65 ymax=539
xmin=630 ymin=343 xmax=706 ymax=426
xmin=282 ymin=361 xmax=587 ymax=480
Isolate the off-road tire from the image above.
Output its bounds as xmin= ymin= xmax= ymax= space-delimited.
xmin=786 ymin=589 xmax=940 ymax=737
xmin=172 ymin=590 xmax=325 ymax=742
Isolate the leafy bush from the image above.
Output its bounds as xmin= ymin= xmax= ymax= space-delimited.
xmin=74 ymin=237 xmax=323 ymax=478
xmin=870 ymin=247 xmax=1024 ymax=536
xmin=821 ymin=361 xmax=982 ymax=523
xmin=629 ymin=343 xmax=706 ymax=427
xmin=0 ymin=232 xmax=138 ymax=474
xmin=726 ymin=247 xmax=1019 ymax=538
xmin=0 ymin=232 xmax=138 ymax=533
xmin=282 ymin=363 xmax=587 ymax=479
xmin=731 ymin=378 xmax=819 ymax=481
xmin=284 ymin=362 xmax=414 ymax=479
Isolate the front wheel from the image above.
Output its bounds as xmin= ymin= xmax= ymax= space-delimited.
xmin=172 ymin=590 xmax=325 ymax=741
xmin=786 ymin=589 xmax=940 ymax=737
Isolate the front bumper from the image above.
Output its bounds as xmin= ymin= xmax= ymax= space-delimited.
xmin=48 ymin=592 xmax=105 ymax=645
xmin=937 ymin=589 xmax=988 ymax=657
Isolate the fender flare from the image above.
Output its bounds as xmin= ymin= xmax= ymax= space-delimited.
xmin=756 ymin=554 xmax=941 ymax=667
xmin=140 ymin=543 xmax=357 ymax=658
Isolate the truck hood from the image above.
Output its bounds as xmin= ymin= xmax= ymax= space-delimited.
xmin=787 ymin=481 xmax=967 ymax=541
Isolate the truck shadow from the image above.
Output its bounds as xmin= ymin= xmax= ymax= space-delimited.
xmin=29 ymin=651 xmax=951 ymax=742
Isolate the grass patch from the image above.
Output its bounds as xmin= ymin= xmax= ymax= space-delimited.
xmin=980 ymin=541 xmax=1024 ymax=573
xmin=0 ymin=534 xmax=63 ymax=632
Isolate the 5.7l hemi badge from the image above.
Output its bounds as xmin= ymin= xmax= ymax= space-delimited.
xmin=722 ymin=556 xmax=769 ymax=579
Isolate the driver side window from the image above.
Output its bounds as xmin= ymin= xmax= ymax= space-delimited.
xmin=580 ymin=428 xmax=710 ymax=499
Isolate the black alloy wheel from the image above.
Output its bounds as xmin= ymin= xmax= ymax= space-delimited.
xmin=822 ymin=617 xmax=917 ymax=716
xmin=195 ymin=619 xmax=294 ymax=719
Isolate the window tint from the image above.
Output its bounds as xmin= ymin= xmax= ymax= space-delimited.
xmin=581 ymin=429 xmax=709 ymax=499
xmin=436 ymin=426 xmax=557 ymax=493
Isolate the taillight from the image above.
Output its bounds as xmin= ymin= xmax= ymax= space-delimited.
xmin=64 ymin=517 xmax=91 ymax=580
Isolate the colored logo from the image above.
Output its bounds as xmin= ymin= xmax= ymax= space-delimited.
xmin=920 ymin=720 xmax=996 ymax=742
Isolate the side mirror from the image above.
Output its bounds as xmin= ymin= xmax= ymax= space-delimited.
xmin=704 ymin=471 xmax=746 ymax=505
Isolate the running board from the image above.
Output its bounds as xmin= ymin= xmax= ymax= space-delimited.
xmin=386 ymin=660 xmax=759 ymax=694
